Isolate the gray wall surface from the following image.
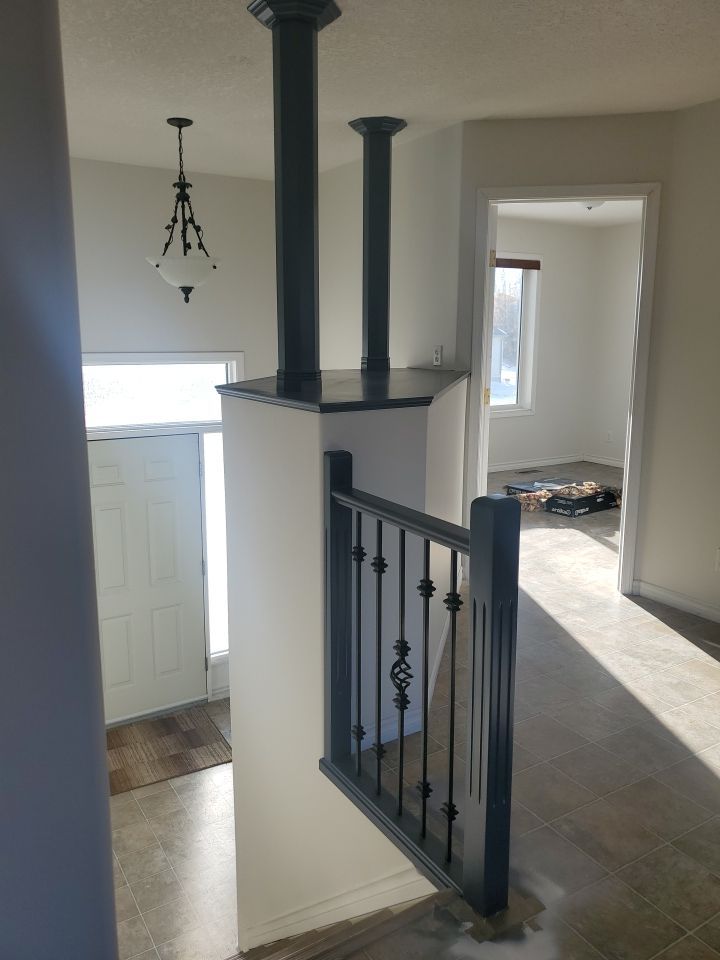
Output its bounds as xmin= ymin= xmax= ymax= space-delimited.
xmin=0 ymin=3 xmax=117 ymax=957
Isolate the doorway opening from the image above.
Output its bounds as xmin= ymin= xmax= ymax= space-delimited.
xmin=468 ymin=186 xmax=661 ymax=595
xmin=483 ymin=198 xmax=644 ymax=608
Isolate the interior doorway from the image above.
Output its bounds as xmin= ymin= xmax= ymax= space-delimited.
xmin=467 ymin=185 xmax=660 ymax=596
xmin=479 ymin=197 xmax=645 ymax=601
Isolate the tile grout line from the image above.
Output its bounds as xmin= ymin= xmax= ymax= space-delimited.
xmin=523 ymin=806 xmax=720 ymax=955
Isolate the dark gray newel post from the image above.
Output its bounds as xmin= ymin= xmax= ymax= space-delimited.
xmin=464 ymin=494 xmax=520 ymax=916
xmin=349 ymin=116 xmax=407 ymax=372
xmin=249 ymin=0 xmax=341 ymax=389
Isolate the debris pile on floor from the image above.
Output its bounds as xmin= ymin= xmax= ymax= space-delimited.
xmin=504 ymin=477 xmax=623 ymax=516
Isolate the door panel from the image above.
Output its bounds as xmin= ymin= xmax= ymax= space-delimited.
xmin=88 ymin=434 xmax=207 ymax=723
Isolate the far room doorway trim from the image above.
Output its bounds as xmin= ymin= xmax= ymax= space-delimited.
xmin=466 ymin=184 xmax=660 ymax=596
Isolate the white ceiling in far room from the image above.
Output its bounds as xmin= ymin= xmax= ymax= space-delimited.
xmin=498 ymin=199 xmax=644 ymax=228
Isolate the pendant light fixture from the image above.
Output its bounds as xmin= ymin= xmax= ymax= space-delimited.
xmin=147 ymin=117 xmax=219 ymax=303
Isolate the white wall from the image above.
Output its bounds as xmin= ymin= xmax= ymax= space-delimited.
xmin=221 ymin=379 xmax=467 ymax=948
xmin=72 ymin=122 xmax=464 ymax=379
xmin=221 ymin=396 xmax=438 ymax=951
xmin=488 ymin=217 xmax=640 ymax=470
xmin=319 ymin=125 xmax=463 ymax=370
xmin=490 ymin=219 xmax=597 ymax=468
xmin=454 ymin=110 xmax=720 ymax=617
xmin=584 ymin=222 xmax=642 ymax=463
xmin=71 ymin=158 xmax=277 ymax=379
xmin=635 ymin=98 xmax=720 ymax=611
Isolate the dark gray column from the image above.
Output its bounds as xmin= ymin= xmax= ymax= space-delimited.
xmin=249 ymin=0 xmax=341 ymax=389
xmin=349 ymin=117 xmax=407 ymax=372
xmin=0 ymin=3 xmax=117 ymax=957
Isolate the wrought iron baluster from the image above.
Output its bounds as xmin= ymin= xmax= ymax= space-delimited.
xmin=371 ymin=520 xmax=388 ymax=793
xmin=417 ymin=538 xmax=435 ymax=836
xmin=441 ymin=551 xmax=462 ymax=862
xmin=390 ymin=528 xmax=411 ymax=814
xmin=351 ymin=512 xmax=366 ymax=776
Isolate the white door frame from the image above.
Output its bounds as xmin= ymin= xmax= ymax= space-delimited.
xmin=466 ymin=183 xmax=661 ymax=595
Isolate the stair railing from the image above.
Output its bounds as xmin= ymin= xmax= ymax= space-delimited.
xmin=321 ymin=450 xmax=520 ymax=916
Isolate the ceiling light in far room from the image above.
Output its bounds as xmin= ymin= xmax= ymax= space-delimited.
xmin=147 ymin=118 xmax=219 ymax=303
xmin=579 ymin=199 xmax=606 ymax=211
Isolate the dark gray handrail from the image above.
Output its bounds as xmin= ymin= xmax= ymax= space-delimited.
xmin=332 ymin=488 xmax=470 ymax=555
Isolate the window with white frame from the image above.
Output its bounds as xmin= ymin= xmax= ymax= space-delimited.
xmin=490 ymin=258 xmax=540 ymax=412
xmin=81 ymin=353 xmax=242 ymax=429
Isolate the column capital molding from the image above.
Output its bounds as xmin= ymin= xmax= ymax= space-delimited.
xmin=349 ymin=117 xmax=408 ymax=137
xmin=248 ymin=0 xmax=341 ymax=30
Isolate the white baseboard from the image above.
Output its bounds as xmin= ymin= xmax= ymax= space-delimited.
xmin=487 ymin=454 xmax=582 ymax=474
xmin=210 ymin=653 xmax=229 ymax=700
xmin=488 ymin=453 xmax=626 ymax=473
xmin=583 ymin=454 xmax=625 ymax=468
xmin=632 ymin=580 xmax=720 ymax=624
xmin=241 ymin=866 xmax=434 ymax=950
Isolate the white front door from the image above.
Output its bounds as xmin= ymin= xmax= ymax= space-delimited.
xmin=88 ymin=434 xmax=207 ymax=723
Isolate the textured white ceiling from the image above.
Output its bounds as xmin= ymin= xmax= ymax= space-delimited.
xmin=60 ymin=0 xmax=720 ymax=180
xmin=499 ymin=199 xmax=644 ymax=227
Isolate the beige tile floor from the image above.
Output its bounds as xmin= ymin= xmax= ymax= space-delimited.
xmin=360 ymin=462 xmax=720 ymax=959
xmin=114 ymin=460 xmax=720 ymax=960
xmin=111 ymin=761 xmax=237 ymax=960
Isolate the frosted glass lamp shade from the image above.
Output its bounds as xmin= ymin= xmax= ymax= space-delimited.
xmin=147 ymin=255 xmax=220 ymax=292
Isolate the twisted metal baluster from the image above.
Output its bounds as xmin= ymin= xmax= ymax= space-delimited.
xmin=390 ymin=529 xmax=411 ymax=814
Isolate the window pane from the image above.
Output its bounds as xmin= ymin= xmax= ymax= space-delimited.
xmin=83 ymin=363 xmax=227 ymax=428
xmin=204 ymin=432 xmax=229 ymax=655
xmin=490 ymin=267 xmax=523 ymax=406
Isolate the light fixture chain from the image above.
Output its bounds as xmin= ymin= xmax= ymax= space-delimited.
xmin=185 ymin=197 xmax=210 ymax=257
xmin=177 ymin=125 xmax=185 ymax=181
xmin=162 ymin=196 xmax=180 ymax=256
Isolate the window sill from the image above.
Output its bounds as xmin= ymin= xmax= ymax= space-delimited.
xmin=490 ymin=405 xmax=535 ymax=419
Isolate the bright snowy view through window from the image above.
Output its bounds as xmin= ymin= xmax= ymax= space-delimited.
xmin=491 ymin=266 xmax=523 ymax=406
xmin=82 ymin=362 xmax=226 ymax=428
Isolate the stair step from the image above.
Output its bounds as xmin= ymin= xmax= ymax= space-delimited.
xmin=236 ymin=891 xmax=455 ymax=960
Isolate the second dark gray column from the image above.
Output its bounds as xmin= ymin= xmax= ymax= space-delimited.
xmin=349 ymin=116 xmax=407 ymax=372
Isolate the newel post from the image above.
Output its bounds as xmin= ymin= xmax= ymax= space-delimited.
xmin=463 ymin=494 xmax=520 ymax=915
xmin=324 ymin=451 xmax=354 ymax=762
